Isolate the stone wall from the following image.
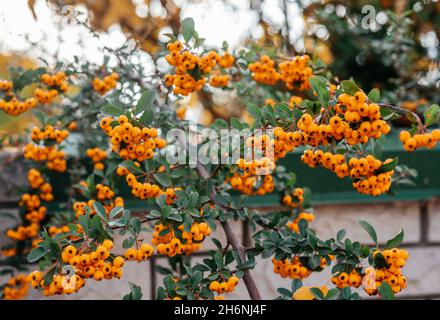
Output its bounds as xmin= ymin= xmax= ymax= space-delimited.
xmin=2 ymin=198 xmax=440 ymax=300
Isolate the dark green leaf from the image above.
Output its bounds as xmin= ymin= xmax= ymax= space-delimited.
xmin=384 ymin=229 xmax=404 ymax=249
xmin=358 ymin=220 xmax=378 ymax=245
xmin=367 ymin=88 xmax=380 ymax=103
xmin=341 ymin=80 xmax=359 ymax=96
xmin=424 ymin=104 xmax=440 ymax=127
xmin=101 ymin=104 xmax=123 ymax=117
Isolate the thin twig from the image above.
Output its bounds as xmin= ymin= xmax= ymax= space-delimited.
xmin=195 ymin=164 xmax=262 ymax=300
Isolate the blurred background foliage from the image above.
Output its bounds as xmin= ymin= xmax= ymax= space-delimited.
xmin=1 ymin=0 xmax=439 ymax=141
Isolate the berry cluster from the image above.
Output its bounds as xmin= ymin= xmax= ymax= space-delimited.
xmin=0 ymin=80 xmax=38 ymax=116
xmin=350 ymin=158 xmax=394 ymax=196
xmin=334 ymin=92 xmax=390 ymax=144
xmin=164 ymin=41 xmax=234 ymax=95
xmin=282 ymin=187 xmax=304 ymax=208
xmin=248 ymin=55 xmax=279 ymax=85
xmin=27 ymin=169 xmax=53 ymax=201
xmin=279 ymin=55 xmax=312 ymax=91
xmin=124 ymin=243 xmax=154 ymax=262
xmin=289 ymin=96 xmax=303 ymax=108
xmin=28 ymin=271 xmax=84 ymax=296
xmin=123 ymin=171 xmax=178 ymax=203
xmin=302 ymin=151 xmax=394 ymax=196
xmin=249 ymin=55 xmax=312 ymax=90
xmin=5 ymin=130 xmax=63 ymax=242
xmin=229 ymin=158 xmax=275 ymax=195
xmin=331 ymin=269 xmax=363 ymax=289
xmin=40 ymin=72 xmax=69 ymax=93
xmin=0 ymin=96 xmax=38 ymax=116
xmin=153 ymin=222 xmax=211 ymax=256
xmin=31 ymin=125 xmax=69 ymax=144
xmin=301 ymin=150 xmax=348 ymax=177
xmin=48 ymin=224 xmax=83 ymax=240
xmin=1 ymin=248 xmax=17 ymax=257
xmin=286 ymin=212 xmax=314 ymax=233
xmin=209 ymin=74 xmax=231 ymax=87
xmin=73 ymin=184 xmax=124 ymax=218
xmin=86 ymin=147 xmax=107 ymax=170
xmin=92 ymin=73 xmax=119 ymax=95
xmin=400 ymin=129 xmax=440 ymax=152
xmin=6 ymin=223 xmax=39 ymax=241
xmin=272 ymin=257 xmax=313 ymax=280
xmin=100 ymin=115 xmax=166 ymax=162
xmin=28 ymin=240 xmax=124 ymax=296
xmin=6 ymin=173 xmax=53 ymax=241
xmin=363 ymin=248 xmax=409 ymax=295
xmin=1 ymin=274 xmax=29 ymax=300
xmin=0 ymin=79 xmax=13 ymax=91
xmin=23 ymin=144 xmax=67 ymax=172
xmin=34 ymin=88 xmax=59 ymax=105
xmin=209 ymin=276 xmax=239 ymax=297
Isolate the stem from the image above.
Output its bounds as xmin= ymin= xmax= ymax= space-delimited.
xmin=220 ymin=220 xmax=262 ymax=300
xmin=195 ymin=164 xmax=262 ymax=300
xmin=378 ymin=103 xmax=425 ymax=132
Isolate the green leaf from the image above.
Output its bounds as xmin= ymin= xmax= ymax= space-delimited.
xmin=136 ymin=89 xmax=156 ymax=125
xmin=163 ymin=275 xmax=174 ymax=292
xmin=384 ymin=229 xmax=404 ymax=249
xmin=181 ymin=18 xmax=195 ymax=42
xmin=214 ymin=251 xmax=223 ymax=269
xmin=153 ymin=172 xmax=172 ymax=187
xmin=78 ymin=214 xmax=91 ymax=236
xmin=190 ymin=270 xmax=202 ymax=289
xmin=157 ymin=287 xmax=167 ymax=300
xmin=291 ymin=279 xmax=303 ymax=293
xmin=119 ymin=160 xmax=146 ymax=175
xmin=27 ymin=247 xmax=46 ymax=263
xmin=373 ymin=252 xmax=389 ymax=269
xmin=302 ymin=187 xmax=312 ymax=209
xmin=93 ymin=202 xmax=107 ymax=221
xmin=230 ymin=117 xmax=244 ymax=130
xmin=247 ymin=103 xmax=262 ymax=122
xmin=285 ymin=172 xmax=297 ymax=187
xmin=211 ymin=238 xmax=223 ymax=250
xmin=424 ymin=104 xmax=440 ymax=127
xmin=91 ymin=214 xmax=106 ymax=240
xmin=310 ymin=75 xmax=330 ymax=106
xmin=43 ymin=267 xmax=56 ymax=287
xmin=324 ymin=288 xmax=340 ymax=300
xmin=136 ymin=89 xmax=156 ymax=113
xmin=378 ymin=282 xmax=395 ymax=300
xmin=341 ymin=80 xmax=359 ymax=96
xmin=211 ymin=118 xmax=229 ymax=129
xmin=310 ymin=287 xmax=325 ymax=300
xmin=358 ymin=220 xmax=378 ymax=245
xmin=377 ymin=158 xmax=398 ymax=174
xmin=123 ymin=282 xmax=143 ymax=300
xmin=122 ymin=238 xmax=135 ymax=249
xmin=262 ymin=105 xmax=276 ymax=125
xmin=130 ymin=217 xmax=142 ymax=235
xmin=109 ymin=206 xmax=124 ymax=219
xmin=101 ymin=104 xmax=123 ymax=117
xmin=336 ymin=229 xmax=346 ymax=242
xmin=367 ymin=88 xmax=380 ymax=103
xmin=277 ymin=288 xmax=292 ymax=297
